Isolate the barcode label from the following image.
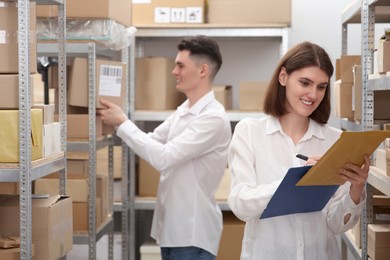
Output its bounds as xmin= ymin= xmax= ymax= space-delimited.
xmin=99 ymin=65 xmax=123 ymax=97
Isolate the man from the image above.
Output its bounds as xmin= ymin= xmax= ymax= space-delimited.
xmin=98 ymin=35 xmax=231 ymax=260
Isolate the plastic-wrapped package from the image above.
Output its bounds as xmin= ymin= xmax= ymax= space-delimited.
xmin=36 ymin=18 xmax=137 ymax=51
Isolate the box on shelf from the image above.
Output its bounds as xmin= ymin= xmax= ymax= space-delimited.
xmin=239 ymin=81 xmax=268 ymax=111
xmin=335 ymin=55 xmax=361 ymax=83
xmin=0 ymin=1 xmax=37 ymax=73
xmin=0 ymin=109 xmax=43 ymax=163
xmin=215 ymin=168 xmax=231 ymax=201
xmin=208 ymin=0 xmax=291 ymax=25
xmin=138 ymin=159 xmax=160 ymax=197
xmin=36 ymin=0 xmax=132 ymax=27
xmin=0 ymin=195 xmax=72 ymax=260
xmin=132 ymin=0 xmax=205 ymax=25
xmin=0 ymin=183 xmax=19 ymax=195
xmin=136 ymin=57 xmax=185 ymax=110
xmin=0 ymin=245 xmax=35 ymax=260
xmin=334 ymin=80 xmax=354 ymax=119
xmin=368 ymin=224 xmax=390 ymax=260
xmin=217 ymin=211 xmax=245 ymax=260
xmin=140 ymin=241 xmax=161 ymax=260
xmin=377 ymin=40 xmax=390 ymax=74
xmin=97 ymin=146 xmax=123 ymax=179
xmin=375 ymin=148 xmax=390 ymax=176
xmin=59 ymin=114 xmax=104 ymax=139
xmin=68 ymin=57 xmax=126 ymax=109
xmin=72 ymin=199 xmax=102 ymax=232
xmin=42 ymin=122 xmax=61 ymax=158
xmin=34 ymin=178 xmax=89 ymax=202
xmin=213 ymin=85 xmax=232 ymax=110
xmin=0 ymin=75 xmax=34 ymax=109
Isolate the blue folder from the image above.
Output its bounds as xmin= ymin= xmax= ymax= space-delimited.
xmin=260 ymin=165 xmax=339 ymax=219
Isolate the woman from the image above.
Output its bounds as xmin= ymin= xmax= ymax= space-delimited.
xmin=228 ymin=41 xmax=370 ymax=259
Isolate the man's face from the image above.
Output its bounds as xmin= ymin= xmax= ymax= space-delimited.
xmin=172 ymin=50 xmax=203 ymax=94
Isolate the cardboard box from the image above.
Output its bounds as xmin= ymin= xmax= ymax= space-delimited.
xmin=378 ymin=40 xmax=390 ymax=73
xmin=215 ymin=168 xmax=231 ymax=201
xmin=213 ymin=86 xmax=232 ymax=110
xmin=0 ymin=183 xmax=19 ymax=195
xmin=0 ymin=75 xmax=34 ymax=109
xmin=67 ymin=158 xmax=89 ymax=178
xmin=0 ymin=109 xmax=43 ymax=163
xmin=336 ymin=55 xmax=361 ymax=83
xmin=352 ymin=65 xmax=362 ymax=121
xmin=239 ymin=81 xmax=268 ymax=111
xmin=36 ymin=0 xmax=132 ymax=27
xmin=0 ymin=195 xmax=73 ymax=260
xmin=208 ymin=0 xmax=291 ymax=25
xmin=34 ymin=104 xmax=55 ymax=125
xmin=68 ymin=57 xmax=126 ymax=109
xmin=217 ymin=212 xmax=245 ymax=260
xmin=334 ymin=80 xmax=354 ymax=119
xmin=65 ymin=114 xmax=104 ymax=139
xmin=97 ymin=174 xmax=109 ymax=221
xmin=0 ymin=1 xmax=37 ymax=73
xmin=132 ymin=0 xmax=205 ymax=25
xmin=0 ymin=246 xmax=35 ymax=260
xmin=138 ymin=159 xmax=160 ymax=197
xmin=72 ymin=199 xmax=102 ymax=232
xmin=136 ymin=57 xmax=185 ymax=110
xmin=97 ymin=146 xmax=123 ymax=179
xmin=368 ymin=224 xmax=390 ymax=260
xmin=373 ymin=90 xmax=390 ymax=120
xmin=34 ymin=178 xmax=89 ymax=202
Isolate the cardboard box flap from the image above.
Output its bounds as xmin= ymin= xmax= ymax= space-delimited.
xmin=32 ymin=194 xmax=62 ymax=208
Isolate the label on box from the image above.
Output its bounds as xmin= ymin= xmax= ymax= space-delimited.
xmin=171 ymin=8 xmax=186 ymax=23
xmin=99 ymin=65 xmax=123 ymax=97
xmin=0 ymin=31 xmax=6 ymax=44
xmin=186 ymin=7 xmax=202 ymax=23
xmin=155 ymin=7 xmax=171 ymax=23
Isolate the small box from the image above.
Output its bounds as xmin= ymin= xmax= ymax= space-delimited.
xmin=336 ymin=55 xmax=361 ymax=83
xmin=0 ymin=109 xmax=43 ymax=163
xmin=368 ymin=224 xmax=390 ymax=260
xmin=377 ymin=40 xmax=390 ymax=73
xmin=334 ymin=80 xmax=354 ymax=119
xmin=34 ymin=104 xmax=55 ymax=125
xmin=0 ymin=195 xmax=73 ymax=260
xmin=36 ymin=0 xmax=132 ymax=27
xmin=0 ymin=75 xmax=34 ymax=109
xmin=72 ymin=199 xmax=102 ymax=231
xmin=138 ymin=159 xmax=160 ymax=197
xmin=68 ymin=57 xmax=126 ymax=109
xmin=132 ymin=0 xmax=205 ymax=25
xmin=208 ymin=0 xmax=291 ymax=25
xmin=136 ymin=57 xmax=185 ymax=110
xmin=65 ymin=114 xmax=104 ymax=139
xmin=239 ymin=81 xmax=268 ymax=111
xmin=213 ymin=85 xmax=232 ymax=110
xmin=97 ymin=146 xmax=123 ymax=179
xmin=0 ymin=2 xmax=37 ymax=73
xmin=0 ymin=183 xmax=19 ymax=195
xmin=140 ymin=242 xmax=161 ymax=260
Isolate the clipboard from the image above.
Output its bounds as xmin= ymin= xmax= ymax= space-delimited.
xmin=260 ymin=165 xmax=339 ymax=219
xmin=297 ymin=131 xmax=390 ymax=186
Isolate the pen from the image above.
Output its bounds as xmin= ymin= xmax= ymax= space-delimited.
xmin=296 ymin=154 xmax=309 ymax=161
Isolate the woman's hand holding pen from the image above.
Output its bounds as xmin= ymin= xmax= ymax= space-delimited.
xmin=339 ymin=155 xmax=370 ymax=205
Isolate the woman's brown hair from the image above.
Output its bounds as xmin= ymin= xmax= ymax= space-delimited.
xmin=263 ymin=41 xmax=333 ymax=124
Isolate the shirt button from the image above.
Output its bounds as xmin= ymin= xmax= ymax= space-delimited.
xmin=296 ymin=218 xmax=301 ymax=224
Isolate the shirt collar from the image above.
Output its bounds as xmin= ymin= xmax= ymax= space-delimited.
xmin=177 ymin=90 xmax=214 ymax=116
xmin=265 ymin=116 xmax=326 ymax=140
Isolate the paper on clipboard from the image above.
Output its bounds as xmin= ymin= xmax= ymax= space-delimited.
xmin=297 ymin=131 xmax=390 ymax=186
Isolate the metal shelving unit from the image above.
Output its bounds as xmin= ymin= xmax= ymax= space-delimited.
xmin=0 ymin=0 xmax=66 ymax=259
xmin=120 ymin=25 xmax=289 ymax=260
xmin=340 ymin=0 xmax=390 ymax=259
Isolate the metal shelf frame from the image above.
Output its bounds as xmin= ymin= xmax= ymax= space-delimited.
xmin=340 ymin=0 xmax=390 ymax=259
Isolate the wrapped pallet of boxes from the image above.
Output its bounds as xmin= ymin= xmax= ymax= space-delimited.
xmin=0 ymin=195 xmax=73 ymax=260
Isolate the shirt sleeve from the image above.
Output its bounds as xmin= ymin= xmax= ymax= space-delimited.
xmin=228 ymin=120 xmax=282 ymax=222
xmin=116 ymin=111 xmax=229 ymax=173
xmin=326 ymin=182 xmax=366 ymax=234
